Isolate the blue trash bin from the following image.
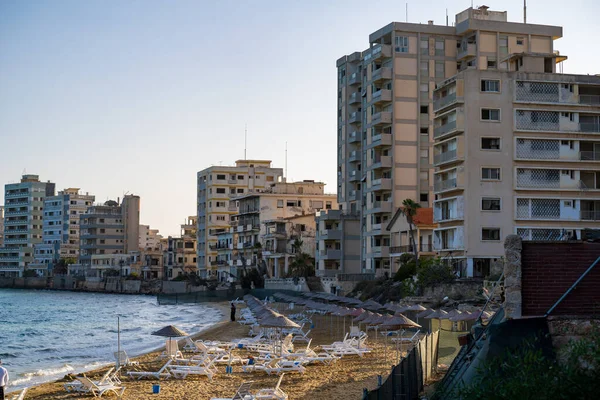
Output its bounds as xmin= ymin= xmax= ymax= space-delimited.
xmin=152 ymin=384 xmax=160 ymax=394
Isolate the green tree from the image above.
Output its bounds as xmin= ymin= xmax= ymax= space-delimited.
xmin=416 ymin=257 xmax=455 ymax=289
xmin=53 ymin=257 xmax=75 ymax=275
xmin=401 ymin=199 xmax=421 ymax=265
xmin=287 ymin=239 xmax=315 ymax=278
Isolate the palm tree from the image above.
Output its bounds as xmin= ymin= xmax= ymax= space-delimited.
xmin=401 ymin=199 xmax=421 ymax=266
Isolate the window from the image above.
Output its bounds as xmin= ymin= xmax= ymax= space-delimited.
xmin=277 ymin=200 xmax=284 ymax=208
xmin=420 ymin=193 xmax=429 ymax=202
xmin=395 ymin=36 xmax=409 ymax=53
xmin=216 ymin=215 xmax=226 ymax=221
xmin=237 ymin=175 xmax=244 ymax=180
xmin=326 ymin=201 xmax=332 ymax=210
xmin=516 ymin=37 xmax=524 ymax=45
xmin=286 ymin=200 xmax=301 ymax=207
xmin=216 ymin=174 xmax=226 ymax=180
xmin=481 ymin=108 xmax=500 ymax=121
xmin=482 ymin=167 xmax=501 ymax=180
xmin=216 ymin=188 xmax=226 ymax=194
xmin=420 ymin=105 xmax=429 ymax=114
xmin=215 ymin=201 xmax=226 ymax=207
xmin=435 ymin=39 xmax=445 ymax=56
xmin=435 ymin=61 xmax=445 ymax=79
xmin=237 ymin=188 xmax=244 ymax=194
xmin=487 ymin=58 xmax=497 ymax=69
xmin=499 ymin=35 xmax=508 ymax=56
xmin=481 ymin=137 xmax=501 ymax=150
xmin=482 ymin=197 xmax=501 ymax=211
xmin=482 ymin=228 xmax=501 ymax=241
xmin=420 ymin=37 xmax=429 ymax=55
xmin=266 ymin=176 xmax=274 ymax=182
xmin=481 ymin=80 xmax=500 ymax=92
xmin=420 ymin=60 xmax=429 ymax=77
xmin=420 ymin=83 xmax=429 ymax=93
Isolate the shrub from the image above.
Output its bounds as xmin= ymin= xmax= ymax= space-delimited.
xmin=394 ymin=259 xmax=416 ymax=282
xmin=416 ymin=257 xmax=455 ymax=289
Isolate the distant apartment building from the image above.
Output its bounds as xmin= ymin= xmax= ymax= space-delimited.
xmin=196 ymin=160 xmax=283 ymax=278
xmin=432 ymin=11 xmax=600 ymax=277
xmin=213 ymin=181 xmax=337 ymax=281
xmin=163 ymin=235 xmax=197 ymax=279
xmin=30 ymin=188 xmax=95 ymax=275
xmin=314 ymin=209 xmax=361 ymax=278
xmin=335 ymin=5 xmax=593 ymax=278
xmin=79 ymin=195 xmax=140 ymax=265
xmin=388 ymin=207 xmax=435 ymax=274
xmin=181 ymin=216 xmax=197 ymax=238
xmin=139 ymin=224 xmax=163 ymax=251
xmin=0 ymin=206 xmax=4 ymax=247
xmin=0 ymin=175 xmax=55 ymax=277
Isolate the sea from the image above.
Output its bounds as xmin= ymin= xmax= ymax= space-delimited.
xmin=0 ymin=289 xmax=223 ymax=392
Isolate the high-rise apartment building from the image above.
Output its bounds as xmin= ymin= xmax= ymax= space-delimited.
xmin=79 ymin=195 xmax=140 ymax=265
xmin=31 ymin=188 xmax=95 ymax=275
xmin=431 ymin=8 xmax=600 ymax=278
xmin=336 ymin=5 xmax=592 ymax=278
xmin=196 ymin=160 xmax=283 ymax=278
xmin=0 ymin=174 xmax=55 ymax=277
xmin=0 ymin=206 xmax=4 ymax=247
xmin=314 ymin=209 xmax=361 ymax=278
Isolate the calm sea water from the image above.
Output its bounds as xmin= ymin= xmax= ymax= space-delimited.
xmin=0 ymin=289 xmax=223 ymax=392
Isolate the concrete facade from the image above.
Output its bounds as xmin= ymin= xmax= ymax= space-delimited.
xmin=0 ymin=174 xmax=55 ymax=277
xmin=0 ymin=206 xmax=4 ymax=247
xmin=314 ymin=209 xmax=361 ymax=278
xmin=79 ymin=195 xmax=140 ymax=264
xmin=196 ymin=160 xmax=283 ymax=278
xmin=336 ymin=6 xmax=567 ymax=278
xmin=433 ymin=62 xmax=600 ymax=277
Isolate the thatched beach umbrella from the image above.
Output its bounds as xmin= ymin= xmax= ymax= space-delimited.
xmin=259 ymin=313 xmax=300 ymax=355
xmin=380 ymin=314 xmax=421 ymax=363
xmin=360 ymin=299 xmax=384 ymax=311
xmin=152 ymin=325 xmax=189 ymax=357
xmin=416 ymin=308 xmax=435 ymax=319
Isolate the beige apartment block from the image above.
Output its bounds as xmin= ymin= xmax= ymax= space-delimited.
xmin=314 ymin=209 xmax=361 ymax=278
xmin=336 ymin=5 xmax=577 ymax=278
xmin=139 ymin=224 xmax=163 ymax=251
xmin=79 ymin=195 xmax=140 ymax=265
xmin=213 ymin=181 xmax=337 ymax=281
xmin=432 ymin=8 xmax=600 ymax=278
xmin=181 ymin=215 xmax=197 ymax=238
xmin=197 ymin=160 xmax=283 ymax=278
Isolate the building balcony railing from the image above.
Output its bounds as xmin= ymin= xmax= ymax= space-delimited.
xmin=364 ymin=44 xmax=391 ymax=62
xmin=457 ymin=43 xmax=476 ymax=60
xmin=371 ymin=132 xmax=392 ymax=147
xmin=5 ymin=191 xmax=29 ymax=198
xmin=319 ymin=230 xmax=342 ymax=241
xmin=433 ymin=149 xmax=458 ymax=166
xmin=390 ymin=243 xmax=434 ymax=254
xmin=348 ymin=131 xmax=361 ymax=143
xmin=349 ymin=150 xmax=360 ymax=163
xmin=371 ymin=111 xmax=392 ymax=126
xmin=348 ymin=112 xmax=361 ymax=125
xmin=434 ymin=120 xmax=458 ymax=139
xmin=348 ymin=190 xmax=359 ymax=201
xmin=433 ymin=92 xmax=459 ymax=112
xmin=580 ymin=151 xmax=600 ymax=161
xmin=349 ymin=170 xmax=360 ymax=182
xmin=371 ymin=178 xmax=392 ymax=191
xmin=319 ymin=249 xmax=342 ymax=259
xmin=349 ymin=92 xmax=360 ymax=105
xmin=581 ymin=210 xmax=600 ymax=221
xmin=372 ymin=155 xmax=392 ymax=170
xmin=372 ymin=89 xmax=392 ymax=105
xmin=370 ymin=201 xmax=392 ymax=214
xmin=348 ymin=72 xmax=360 ymax=86
xmin=371 ymin=66 xmax=392 ymax=82
xmin=434 ymin=178 xmax=458 ymax=193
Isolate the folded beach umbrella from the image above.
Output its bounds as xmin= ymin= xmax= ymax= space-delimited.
xmin=360 ymin=299 xmax=384 ymax=311
xmin=380 ymin=313 xmax=421 ymax=329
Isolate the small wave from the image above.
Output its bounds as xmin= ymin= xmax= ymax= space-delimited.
xmin=0 ymin=352 xmax=19 ymax=358
xmin=12 ymin=364 xmax=75 ymax=385
xmin=36 ymin=348 xmax=57 ymax=353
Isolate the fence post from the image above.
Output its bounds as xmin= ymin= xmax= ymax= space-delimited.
xmin=391 ymin=364 xmax=396 ymax=399
xmin=362 ymin=388 xmax=368 ymax=400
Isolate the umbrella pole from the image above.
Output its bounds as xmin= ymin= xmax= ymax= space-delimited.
xmin=117 ymin=316 xmax=120 ymax=370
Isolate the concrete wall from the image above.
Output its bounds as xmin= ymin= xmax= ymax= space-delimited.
xmin=521 ymin=241 xmax=600 ymax=316
xmin=264 ymin=278 xmax=309 ymax=292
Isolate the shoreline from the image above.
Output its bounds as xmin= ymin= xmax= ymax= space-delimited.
xmin=6 ymin=301 xmax=230 ymax=395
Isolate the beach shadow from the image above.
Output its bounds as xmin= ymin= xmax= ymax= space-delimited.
xmin=438 ymin=346 xmax=457 ymax=358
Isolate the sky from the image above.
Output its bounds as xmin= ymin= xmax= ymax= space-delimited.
xmin=1 ymin=0 xmax=598 ymax=236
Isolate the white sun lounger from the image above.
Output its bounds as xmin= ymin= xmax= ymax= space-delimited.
xmin=76 ymin=377 xmax=125 ymax=398
xmin=210 ymin=381 xmax=254 ymax=400
xmin=168 ymin=357 xmax=217 ymax=380
xmin=65 ymin=367 xmax=121 ymax=392
xmin=254 ymin=373 xmax=289 ymax=399
xmin=113 ymin=350 xmax=139 ymax=367
xmin=8 ymin=388 xmax=28 ymax=400
xmin=127 ymin=359 xmax=173 ymax=380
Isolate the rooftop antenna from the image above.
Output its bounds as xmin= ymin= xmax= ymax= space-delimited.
xmin=405 ymin=3 xmax=408 ymax=22
xmin=446 ymin=8 xmax=448 ymax=26
xmin=285 ymin=141 xmax=288 ymax=181
xmin=524 ymin=0 xmax=527 ymax=23
xmin=244 ymin=124 xmax=247 ymax=160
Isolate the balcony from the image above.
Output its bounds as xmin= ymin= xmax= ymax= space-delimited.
xmin=516 ymin=169 xmax=600 ymax=190
xmin=365 ymin=44 xmax=392 ymax=62
xmin=371 ymin=246 xmax=390 ymax=258
xmin=371 ymin=155 xmax=392 ymax=170
xmin=348 ymin=112 xmax=361 ymax=125
xmin=368 ymin=201 xmax=393 ymax=214
xmin=515 ymin=139 xmax=600 ymax=162
xmin=371 ymin=111 xmax=392 ymax=126
xmin=434 ymin=178 xmax=458 ymax=193
xmin=515 ymin=81 xmax=600 ymax=105
xmin=349 ymin=150 xmax=360 ymax=163
xmin=390 ymin=243 xmax=434 ymax=255
xmin=319 ymin=249 xmax=342 ymax=260
xmin=5 ymin=191 xmax=28 ymax=198
xmin=371 ymin=66 xmax=392 ymax=82
xmin=370 ymin=132 xmax=393 ymax=148
xmin=349 ymin=92 xmax=361 ymax=105
xmin=515 ymin=111 xmax=600 ymax=133
xmin=348 ymin=190 xmax=359 ymax=201
xmin=348 ymin=131 xmax=361 ymax=143
xmin=434 ymin=149 xmax=458 ymax=166
xmin=581 ymin=210 xmax=600 ymax=221
xmin=580 ymin=151 xmax=600 ymax=161
xmin=371 ymin=178 xmax=392 ymax=191
xmin=348 ymin=72 xmax=360 ymax=86
xmin=349 ymin=170 xmax=360 ymax=182
xmin=457 ymin=43 xmax=476 ymax=60
xmin=372 ymin=89 xmax=392 ymax=105
xmin=320 ymin=230 xmax=342 ymax=241
xmin=433 ymin=92 xmax=460 ymax=112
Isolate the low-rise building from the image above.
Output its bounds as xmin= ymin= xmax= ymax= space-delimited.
xmin=163 ymin=235 xmax=197 ymax=279
xmin=315 ymin=210 xmax=361 ymax=278
xmin=388 ymin=207 xmax=436 ymax=275
xmin=139 ymin=224 xmax=163 ymax=252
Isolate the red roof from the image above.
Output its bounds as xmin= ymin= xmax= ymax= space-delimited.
xmin=412 ymin=208 xmax=433 ymax=226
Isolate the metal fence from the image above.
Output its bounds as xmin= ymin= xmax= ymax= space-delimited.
xmin=365 ymin=330 xmax=439 ymax=400
xmin=157 ymin=289 xmax=300 ymax=305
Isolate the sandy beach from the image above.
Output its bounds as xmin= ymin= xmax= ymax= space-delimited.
xmin=20 ymin=301 xmax=407 ymax=400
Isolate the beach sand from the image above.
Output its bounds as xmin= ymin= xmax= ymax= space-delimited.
xmin=23 ymin=302 xmax=406 ymax=400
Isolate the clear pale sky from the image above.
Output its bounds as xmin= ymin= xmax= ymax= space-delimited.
xmin=1 ymin=0 xmax=598 ymax=236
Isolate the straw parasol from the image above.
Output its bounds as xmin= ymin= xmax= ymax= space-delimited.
xmin=406 ymin=304 xmax=427 ymax=312
xmin=258 ymin=313 xmax=300 ymax=355
xmin=416 ymin=308 xmax=434 ymax=319
xmin=379 ymin=313 xmax=421 ymax=363
xmin=152 ymin=325 xmax=189 ymax=355
xmin=360 ymin=299 xmax=384 ymax=311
